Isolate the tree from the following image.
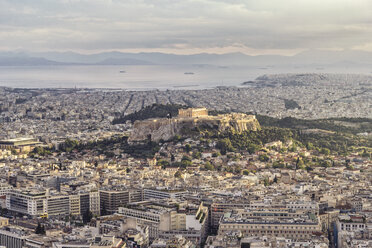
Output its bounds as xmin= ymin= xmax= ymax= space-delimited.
xmin=35 ymin=222 xmax=46 ymax=235
xmin=212 ymin=151 xmax=221 ymax=157
xmin=83 ymin=209 xmax=93 ymax=224
xmin=361 ymin=150 xmax=371 ymax=158
xmin=35 ymin=222 xmax=42 ymax=234
xmin=192 ymin=151 xmax=201 ymax=159
xmin=185 ymin=144 xmax=191 ymax=153
xmin=297 ymin=159 xmax=305 ymax=170
xmin=204 ymin=161 xmax=214 ymax=171
xmin=247 ymin=144 xmax=259 ymax=154
xmin=321 ymin=148 xmax=331 ymax=155
xmin=174 ymin=170 xmax=182 ymax=178
xmin=306 ymin=142 xmax=315 ymax=150
xmin=273 ymin=176 xmax=278 ymax=183
xmin=217 ymin=138 xmax=234 ymax=155
xmin=258 ymin=154 xmax=269 ymax=162
xmin=180 ymin=155 xmax=192 ymax=168
xmin=321 ymin=160 xmax=332 ymax=168
xmin=234 ymin=165 xmax=242 ymax=174
xmin=289 ymin=144 xmax=297 ymax=152
xmin=157 ymin=159 xmax=170 ymax=167
xmin=101 ymin=204 xmax=107 ymax=216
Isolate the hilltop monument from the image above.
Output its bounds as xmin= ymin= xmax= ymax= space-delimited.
xmin=129 ymin=107 xmax=260 ymax=142
xmin=178 ymin=107 xmax=208 ymax=118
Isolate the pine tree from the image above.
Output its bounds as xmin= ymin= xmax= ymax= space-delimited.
xmin=35 ymin=222 xmax=42 ymax=234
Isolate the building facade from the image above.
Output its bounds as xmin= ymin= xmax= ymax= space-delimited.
xmin=178 ymin=108 xmax=208 ymax=118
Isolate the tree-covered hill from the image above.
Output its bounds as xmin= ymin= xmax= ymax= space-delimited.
xmin=112 ymin=103 xmax=187 ymax=124
xmin=256 ymin=115 xmax=372 ymax=135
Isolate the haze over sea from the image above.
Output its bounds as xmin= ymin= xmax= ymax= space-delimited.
xmin=0 ymin=65 xmax=371 ymax=90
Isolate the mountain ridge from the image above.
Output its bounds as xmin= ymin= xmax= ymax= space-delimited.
xmin=0 ymin=49 xmax=372 ymax=66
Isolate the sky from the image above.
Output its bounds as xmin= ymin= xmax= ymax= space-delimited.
xmin=1 ymin=0 xmax=372 ymax=55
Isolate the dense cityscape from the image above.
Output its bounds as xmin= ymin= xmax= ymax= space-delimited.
xmin=0 ymin=72 xmax=370 ymax=248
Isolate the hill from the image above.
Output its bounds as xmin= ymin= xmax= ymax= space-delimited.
xmin=112 ymin=104 xmax=186 ymax=124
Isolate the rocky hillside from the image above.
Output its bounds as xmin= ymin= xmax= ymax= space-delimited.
xmin=129 ymin=113 xmax=261 ymax=142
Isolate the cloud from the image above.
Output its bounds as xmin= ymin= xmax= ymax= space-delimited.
xmin=0 ymin=0 xmax=371 ymax=54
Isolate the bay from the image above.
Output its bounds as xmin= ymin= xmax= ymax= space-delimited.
xmin=0 ymin=64 xmax=371 ymax=90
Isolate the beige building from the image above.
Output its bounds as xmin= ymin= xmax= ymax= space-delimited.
xmin=0 ymin=217 xmax=8 ymax=227
xmin=319 ymin=209 xmax=339 ymax=232
xmin=178 ymin=108 xmax=208 ymax=118
xmin=219 ymin=208 xmax=322 ymax=240
xmin=69 ymin=194 xmax=81 ymax=216
xmin=0 ymin=137 xmax=42 ymax=153
xmin=210 ymin=202 xmax=250 ymax=233
xmin=119 ymin=201 xmax=208 ymax=245
xmin=100 ymin=190 xmax=130 ymax=214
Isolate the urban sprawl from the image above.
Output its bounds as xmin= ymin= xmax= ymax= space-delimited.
xmin=0 ymin=73 xmax=371 ymax=248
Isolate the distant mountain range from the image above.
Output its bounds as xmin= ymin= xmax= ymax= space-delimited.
xmin=0 ymin=49 xmax=372 ymax=67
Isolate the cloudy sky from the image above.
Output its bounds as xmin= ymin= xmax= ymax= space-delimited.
xmin=1 ymin=0 xmax=372 ymax=55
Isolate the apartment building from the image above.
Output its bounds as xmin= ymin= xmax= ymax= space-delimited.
xmin=6 ymin=189 xmax=47 ymax=216
xmin=143 ymin=188 xmax=187 ymax=201
xmin=219 ymin=208 xmax=322 ymax=240
xmin=0 ymin=184 xmax=12 ymax=197
xmin=336 ymin=214 xmax=371 ymax=248
xmin=100 ymin=190 xmax=130 ymax=214
xmin=210 ymin=201 xmax=250 ymax=233
xmin=286 ymin=200 xmax=319 ymax=213
xmin=0 ymin=227 xmax=27 ymax=248
xmin=69 ymin=194 xmax=81 ymax=216
xmin=119 ymin=201 xmax=208 ymax=244
xmin=6 ymin=189 xmax=100 ymax=218
xmin=47 ymin=195 xmax=70 ymax=217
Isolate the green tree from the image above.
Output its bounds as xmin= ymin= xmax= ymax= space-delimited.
xmin=321 ymin=160 xmax=332 ymax=168
xmin=258 ymin=154 xmax=270 ymax=162
xmin=35 ymin=222 xmax=42 ymax=234
xmin=157 ymin=159 xmax=170 ymax=167
xmin=83 ymin=209 xmax=93 ymax=224
xmin=361 ymin=150 xmax=370 ymax=158
xmin=181 ymin=155 xmax=192 ymax=168
xmin=321 ymin=148 xmax=331 ymax=155
xmin=273 ymin=176 xmax=278 ymax=183
xmin=306 ymin=142 xmax=315 ymax=150
xmin=297 ymin=159 xmax=305 ymax=170
xmin=212 ymin=152 xmax=221 ymax=157
xmin=35 ymin=222 xmax=46 ymax=235
xmin=174 ymin=170 xmax=182 ymax=178
xmin=192 ymin=151 xmax=202 ymax=159
xmin=217 ymin=138 xmax=234 ymax=155
xmin=234 ymin=166 xmax=242 ymax=174
xmin=185 ymin=144 xmax=192 ymax=153
xmin=204 ymin=161 xmax=214 ymax=171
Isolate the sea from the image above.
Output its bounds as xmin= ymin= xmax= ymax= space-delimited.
xmin=0 ymin=64 xmax=371 ymax=90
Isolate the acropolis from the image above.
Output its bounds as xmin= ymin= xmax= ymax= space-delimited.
xmin=129 ymin=107 xmax=260 ymax=142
